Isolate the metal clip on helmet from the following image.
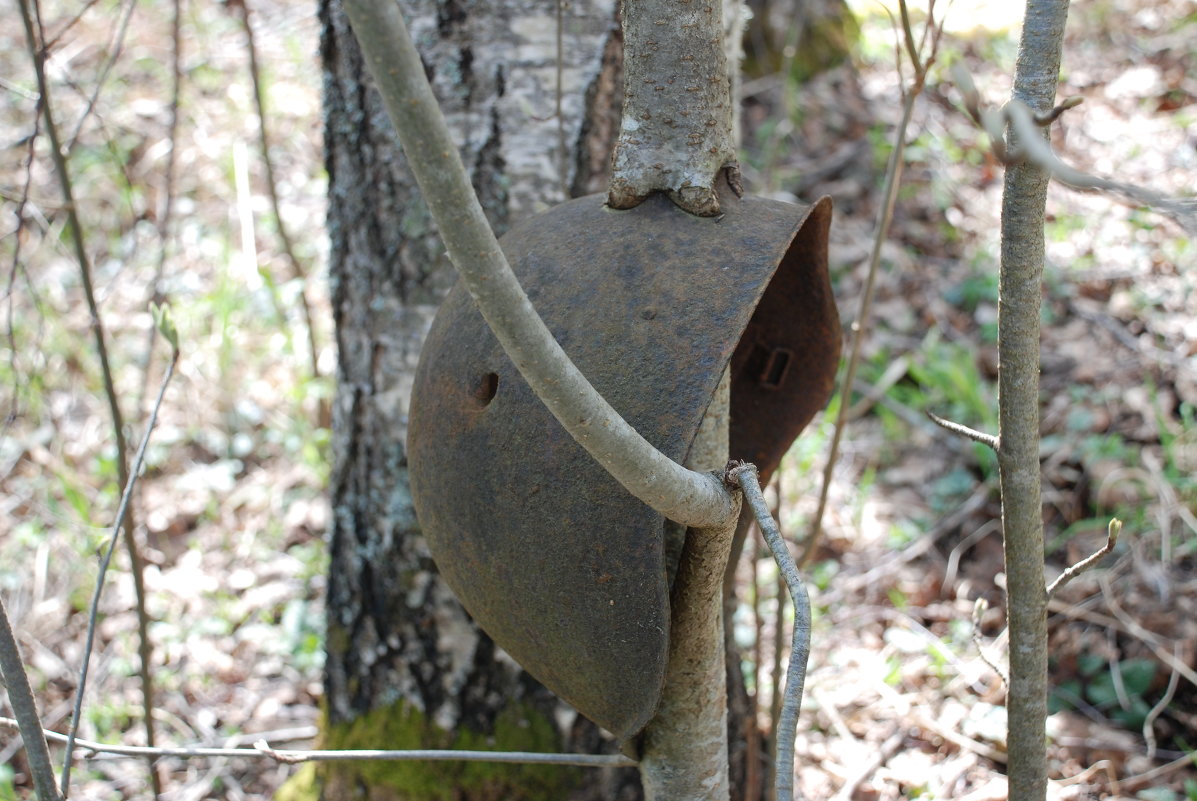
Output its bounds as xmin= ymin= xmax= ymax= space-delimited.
xmin=408 ymin=187 xmax=840 ymax=745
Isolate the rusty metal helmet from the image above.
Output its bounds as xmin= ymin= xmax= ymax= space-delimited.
xmin=407 ymin=189 xmax=839 ymax=743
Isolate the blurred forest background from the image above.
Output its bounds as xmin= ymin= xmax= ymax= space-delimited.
xmin=1 ymin=0 xmax=1195 ymax=798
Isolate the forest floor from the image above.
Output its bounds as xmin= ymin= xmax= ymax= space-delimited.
xmin=1 ymin=0 xmax=1195 ymax=799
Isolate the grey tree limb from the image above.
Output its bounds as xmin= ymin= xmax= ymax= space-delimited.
xmin=340 ymin=0 xmax=737 ymax=530
xmin=640 ymin=371 xmax=734 ymax=800
xmin=730 ymin=464 xmax=811 ymax=801
xmin=0 ymin=603 xmax=61 ymax=801
xmin=997 ymin=1 xmax=1071 ymax=798
xmin=607 ymin=0 xmax=740 ymax=216
xmin=0 ymin=719 xmax=635 ymax=768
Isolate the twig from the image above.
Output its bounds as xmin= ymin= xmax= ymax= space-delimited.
xmin=1067 ymin=300 xmax=1194 ymax=377
xmin=138 ymin=0 xmax=183 ymax=418
xmin=1117 ymin=751 xmax=1197 ymax=791
xmin=731 ymin=464 xmax=811 ymax=801
xmin=1046 ymin=518 xmax=1120 ymax=598
xmin=844 ymin=353 xmax=910 ymax=421
xmin=926 ymin=409 xmax=999 ymax=450
xmin=61 ymin=345 xmax=178 ymax=793
xmin=236 ymin=0 xmax=321 ymax=384
xmin=803 ymin=0 xmax=943 ymax=568
xmin=971 ymin=598 xmax=1008 ymax=688
xmin=952 ymin=64 xmax=1197 ymax=235
xmin=64 ymin=0 xmax=136 ymax=150
xmin=1033 ymin=95 xmax=1083 ymax=125
xmin=1142 ymin=645 xmax=1180 ymax=761
xmin=340 ymin=0 xmax=736 ymax=529
xmin=0 ymin=603 xmax=62 ymax=801
xmin=0 ymin=718 xmax=635 ymax=768
xmin=16 ymin=0 xmax=161 ymax=790
xmin=4 ymin=110 xmax=40 ymax=428
xmin=747 ymin=528 xmax=763 ymax=801
xmin=828 ymin=727 xmax=904 ymax=801
xmin=40 ymin=0 xmax=103 ymax=50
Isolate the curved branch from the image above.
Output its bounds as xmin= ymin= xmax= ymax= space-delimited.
xmin=340 ymin=0 xmax=736 ymax=529
xmin=730 ymin=464 xmax=811 ymax=801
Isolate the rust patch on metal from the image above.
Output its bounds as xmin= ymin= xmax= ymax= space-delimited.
xmin=407 ymin=188 xmax=839 ymax=743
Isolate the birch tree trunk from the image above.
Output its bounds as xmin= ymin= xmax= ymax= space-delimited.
xmin=318 ymin=2 xmax=634 ymax=798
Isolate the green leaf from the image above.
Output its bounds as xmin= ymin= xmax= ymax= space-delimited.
xmin=151 ymin=302 xmax=180 ymax=351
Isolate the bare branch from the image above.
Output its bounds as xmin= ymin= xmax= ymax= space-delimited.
xmin=15 ymin=0 xmax=162 ymax=789
xmin=62 ymin=346 xmax=178 ymax=793
xmin=237 ymin=0 xmax=321 ymax=384
xmin=971 ymin=598 xmax=1008 ymax=688
xmin=1142 ymin=646 xmax=1181 ymax=761
xmin=1033 ymin=95 xmax=1082 ymax=125
xmin=1046 ymin=518 xmax=1120 ymax=599
xmin=949 ymin=63 xmax=1197 ymax=235
xmin=0 ymin=605 xmax=61 ymax=801
xmin=1004 ymin=101 xmax=1197 ymax=234
xmin=730 ymin=464 xmax=810 ymax=801
xmin=0 ymin=718 xmax=635 ymax=769
xmin=805 ymin=0 xmax=941 ymax=565
xmin=340 ymin=0 xmax=736 ymax=529
xmin=926 ymin=409 xmax=1000 ymax=451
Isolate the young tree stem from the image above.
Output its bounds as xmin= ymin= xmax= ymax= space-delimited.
xmin=998 ymin=1 xmax=1070 ymax=798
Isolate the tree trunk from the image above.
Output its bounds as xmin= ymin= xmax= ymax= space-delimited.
xmin=317 ymin=1 xmax=638 ymax=798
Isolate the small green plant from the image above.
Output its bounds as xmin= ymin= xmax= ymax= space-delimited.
xmin=1050 ymin=653 xmax=1159 ymax=730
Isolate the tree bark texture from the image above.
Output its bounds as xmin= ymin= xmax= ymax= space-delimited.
xmin=640 ymin=371 xmax=735 ymax=801
xmin=319 ymin=1 xmax=637 ymax=798
xmin=998 ymin=2 xmax=1070 ymax=800
xmin=608 ymin=0 xmax=739 ymax=216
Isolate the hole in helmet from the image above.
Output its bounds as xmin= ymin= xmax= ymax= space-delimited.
xmin=473 ymin=372 xmax=499 ymax=407
xmin=759 ymin=347 xmax=793 ymax=389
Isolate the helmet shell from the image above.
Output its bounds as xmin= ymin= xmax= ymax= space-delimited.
xmin=408 ymin=190 xmax=838 ymax=742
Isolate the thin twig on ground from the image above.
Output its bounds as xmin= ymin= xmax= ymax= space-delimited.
xmin=1051 ymin=582 xmax=1197 ymax=689
xmin=828 ymin=727 xmax=904 ymax=801
xmin=1142 ymin=646 xmax=1180 ymax=761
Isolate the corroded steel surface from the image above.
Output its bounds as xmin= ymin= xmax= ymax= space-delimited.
xmin=407 ymin=190 xmax=839 ymax=743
